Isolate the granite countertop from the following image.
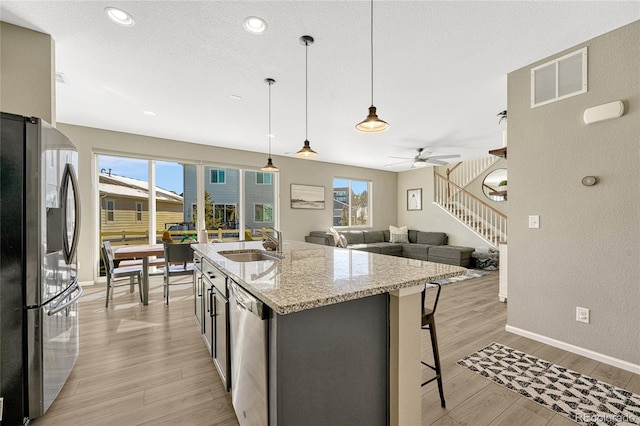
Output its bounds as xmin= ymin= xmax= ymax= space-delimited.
xmin=191 ymin=240 xmax=466 ymax=315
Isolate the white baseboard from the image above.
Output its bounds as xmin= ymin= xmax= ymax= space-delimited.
xmin=78 ymin=280 xmax=95 ymax=287
xmin=505 ymin=325 xmax=640 ymax=375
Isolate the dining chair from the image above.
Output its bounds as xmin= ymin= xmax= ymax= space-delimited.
xmin=163 ymin=242 xmax=195 ymax=305
xmin=101 ymin=241 xmax=143 ymax=307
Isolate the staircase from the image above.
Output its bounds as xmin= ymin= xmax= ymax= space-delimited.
xmin=445 ymin=157 xmax=499 ymax=189
xmin=434 ymin=170 xmax=507 ymax=247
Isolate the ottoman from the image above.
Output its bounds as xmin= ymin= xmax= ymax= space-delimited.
xmin=427 ymin=245 xmax=475 ymax=267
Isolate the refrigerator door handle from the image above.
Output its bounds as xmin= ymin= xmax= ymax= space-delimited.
xmin=61 ymin=163 xmax=81 ymax=265
xmin=47 ymin=281 xmax=83 ymax=316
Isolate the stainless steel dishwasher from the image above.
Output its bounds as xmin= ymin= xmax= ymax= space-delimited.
xmin=229 ymin=279 xmax=269 ymax=426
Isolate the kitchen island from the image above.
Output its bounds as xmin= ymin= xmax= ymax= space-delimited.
xmin=191 ymin=240 xmax=465 ymax=426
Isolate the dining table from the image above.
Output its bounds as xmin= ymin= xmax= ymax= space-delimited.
xmin=113 ymin=243 xmax=164 ymax=305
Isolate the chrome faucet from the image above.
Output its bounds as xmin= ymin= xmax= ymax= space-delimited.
xmin=252 ymin=228 xmax=282 ymax=253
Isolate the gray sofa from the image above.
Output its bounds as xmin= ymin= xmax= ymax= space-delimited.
xmin=305 ymin=229 xmax=474 ymax=267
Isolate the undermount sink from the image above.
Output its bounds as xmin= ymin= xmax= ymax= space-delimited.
xmin=219 ymin=249 xmax=282 ymax=262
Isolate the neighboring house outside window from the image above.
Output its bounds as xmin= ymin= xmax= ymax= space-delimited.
xmin=333 ymin=178 xmax=371 ymax=227
xmin=135 ymin=202 xmax=143 ymax=223
xmin=106 ymin=199 xmax=115 ymax=223
xmin=254 ymin=203 xmax=273 ymax=222
xmin=210 ymin=169 xmax=226 ymax=184
xmin=256 ymin=172 xmax=272 ymax=185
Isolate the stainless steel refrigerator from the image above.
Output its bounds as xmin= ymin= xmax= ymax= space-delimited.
xmin=0 ymin=112 xmax=82 ymax=425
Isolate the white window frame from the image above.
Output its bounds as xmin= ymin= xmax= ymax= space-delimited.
xmin=254 ymin=203 xmax=273 ymax=223
xmin=333 ymin=178 xmax=372 ymax=228
xmin=135 ymin=202 xmax=143 ymax=223
xmin=106 ymin=199 xmax=115 ymax=224
xmin=256 ymin=172 xmax=272 ymax=185
xmin=210 ymin=169 xmax=226 ymax=184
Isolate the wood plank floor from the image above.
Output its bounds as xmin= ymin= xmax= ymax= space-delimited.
xmin=33 ymin=271 xmax=638 ymax=425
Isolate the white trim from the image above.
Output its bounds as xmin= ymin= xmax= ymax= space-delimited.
xmin=78 ymin=280 xmax=95 ymax=287
xmin=505 ymin=325 xmax=640 ymax=375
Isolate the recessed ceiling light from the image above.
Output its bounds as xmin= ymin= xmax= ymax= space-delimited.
xmin=105 ymin=7 xmax=135 ymax=27
xmin=243 ymin=16 xmax=267 ymax=34
xmin=143 ymin=110 xmax=156 ymax=116
xmin=230 ymin=94 xmax=242 ymax=100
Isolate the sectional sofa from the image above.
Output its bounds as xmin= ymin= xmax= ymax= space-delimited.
xmin=305 ymin=229 xmax=475 ymax=267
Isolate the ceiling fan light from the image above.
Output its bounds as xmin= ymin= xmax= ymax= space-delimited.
xmin=261 ymin=157 xmax=279 ymax=172
xmin=413 ymin=159 xmax=428 ymax=168
xmin=296 ymin=140 xmax=317 ymax=158
xmin=356 ymin=106 xmax=389 ymax=133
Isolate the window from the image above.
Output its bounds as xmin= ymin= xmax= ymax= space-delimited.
xmin=105 ymin=199 xmax=115 ymax=223
xmin=135 ymin=202 xmax=143 ymax=222
xmin=210 ymin=169 xmax=226 ymax=184
xmin=214 ymin=204 xmax=237 ymax=227
xmin=254 ymin=203 xmax=273 ymax=222
xmin=256 ymin=172 xmax=272 ymax=185
xmin=333 ymin=178 xmax=371 ymax=227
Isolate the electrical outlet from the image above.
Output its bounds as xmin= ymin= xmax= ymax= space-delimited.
xmin=576 ymin=307 xmax=590 ymax=324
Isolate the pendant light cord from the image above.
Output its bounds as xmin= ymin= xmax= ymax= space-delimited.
xmin=268 ymin=80 xmax=272 ymax=157
xmin=370 ymin=0 xmax=374 ymax=106
xmin=305 ymin=40 xmax=309 ymax=140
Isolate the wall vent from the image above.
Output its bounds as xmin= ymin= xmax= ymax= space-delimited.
xmin=531 ymin=47 xmax=587 ymax=108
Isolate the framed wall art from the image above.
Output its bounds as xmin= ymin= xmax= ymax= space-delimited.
xmin=407 ymin=188 xmax=422 ymax=211
xmin=291 ymin=184 xmax=325 ymax=209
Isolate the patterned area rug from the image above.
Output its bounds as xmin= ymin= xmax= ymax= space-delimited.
xmin=429 ymin=269 xmax=489 ymax=286
xmin=458 ymin=342 xmax=640 ymax=425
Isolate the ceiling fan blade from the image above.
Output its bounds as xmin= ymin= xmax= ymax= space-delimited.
xmin=384 ymin=159 xmax=412 ymax=167
xmin=428 ymin=154 xmax=461 ymax=160
xmin=426 ymin=159 xmax=448 ymax=165
xmin=416 ymin=149 xmax=432 ymax=159
xmin=388 ymin=156 xmax=414 ymax=160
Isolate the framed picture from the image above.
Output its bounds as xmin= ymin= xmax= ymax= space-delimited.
xmin=291 ymin=184 xmax=325 ymax=209
xmin=407 ymin=188 xmax=422 ymax=211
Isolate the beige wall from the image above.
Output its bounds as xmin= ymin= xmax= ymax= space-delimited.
xmin=0 ymin=22 xmax=55 ymax=123
xmin=57 ymin=123 xmax=398 ymax=282
xmin=507 ymin=21 xmax=639 ymax=367
xmin=397 ymin=163 xmax=505 ymax=250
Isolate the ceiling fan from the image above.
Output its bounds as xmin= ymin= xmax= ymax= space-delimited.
xmin=385 ymin=148 xmax=460 ymax=169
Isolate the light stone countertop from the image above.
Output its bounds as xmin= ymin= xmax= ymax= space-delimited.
xmin=191 ymin=240 xmax=466 ymax=315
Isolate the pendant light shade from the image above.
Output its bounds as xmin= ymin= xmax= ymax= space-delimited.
xmin=261 ymin=78 xmax=279 ymax=172
xmin=356 ymin=0 xmax=389 ymax=133
xmin=296 ymin=35 xmax=318 ymax=158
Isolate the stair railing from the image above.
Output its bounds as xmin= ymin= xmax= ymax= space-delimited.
xmin=434 ymin=171 xmax=507 ymax=247
xmin=445 ymin=156 xmax=499 ymax=189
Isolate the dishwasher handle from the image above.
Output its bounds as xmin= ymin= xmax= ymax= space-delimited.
xmin=229 ymin=280 xmax=267 ymax=319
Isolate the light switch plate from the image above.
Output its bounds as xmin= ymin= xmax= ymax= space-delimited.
xmin=528 ymin=215 xmax=540 ymax=229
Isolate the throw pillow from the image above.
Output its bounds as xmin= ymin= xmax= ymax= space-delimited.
xmin=338 ymin=234 xmax=348 ymax=248
xmin=328 ymin=227 xmax=342 ymax=247
xmin=389 ymin=225 xmax=409 ymax=243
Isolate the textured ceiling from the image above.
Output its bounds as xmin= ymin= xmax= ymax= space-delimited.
xmin=1 ymin=1 xmax=638 ymax=171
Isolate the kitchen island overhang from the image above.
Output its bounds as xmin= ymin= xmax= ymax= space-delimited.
xmin=192 ymin=240 xmax=466 ymax=426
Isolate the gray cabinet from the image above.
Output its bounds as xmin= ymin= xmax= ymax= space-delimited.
xmin=193 ymin=254 xmax=231 ymax=391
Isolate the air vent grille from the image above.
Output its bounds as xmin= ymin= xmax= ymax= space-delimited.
xmin=531 ymin=47 xmax=587 ymax=108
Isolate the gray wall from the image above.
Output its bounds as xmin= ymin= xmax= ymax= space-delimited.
xmin=56 ymin=124 xmax=398 ymax=282
xmin=0 ymin=22 xmax=55 ymax=124
xmin=507 ymin=21 xmax=639 ymax=365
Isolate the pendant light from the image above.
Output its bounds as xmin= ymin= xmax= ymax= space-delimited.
xmin=296 ymin=35 xmax=318 ymax=158
xmin=355 ymin=0 xmax=389 ymax=133
xmin=261 ymin=78 xmax=279 ymax=172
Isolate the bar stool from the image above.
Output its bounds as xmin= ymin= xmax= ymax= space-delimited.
xmin=421 ymin=282 xmax=445 ymax=407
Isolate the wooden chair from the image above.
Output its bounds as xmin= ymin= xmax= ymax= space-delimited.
xmin=421 ymin=282 xmax=446 ymax=407
xmin=101 ymin=241 xmax=143 ymax=307
xmin=163 ymin=243 xmax=195 ymax=305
